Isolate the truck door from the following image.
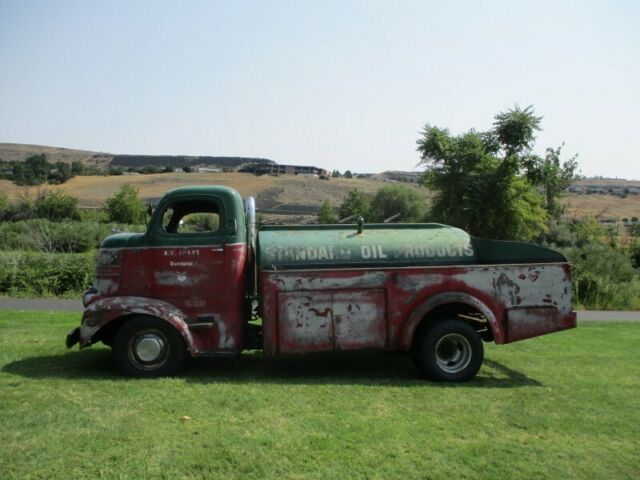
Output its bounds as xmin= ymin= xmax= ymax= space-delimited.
xmin=149 ymin=195 xmax=229 ymax=319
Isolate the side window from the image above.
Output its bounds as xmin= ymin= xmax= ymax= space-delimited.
xmin=160 ymin=199 xmax=221 ymax=234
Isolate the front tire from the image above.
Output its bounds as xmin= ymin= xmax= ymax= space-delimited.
xmin=113 ymin=316 xmax=186 ymax=377
xmin=412 ymin=318 xmax=484 ymax=382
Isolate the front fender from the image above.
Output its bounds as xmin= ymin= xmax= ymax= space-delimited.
xmin=400 ymin=291 xmax=503 ymax=349
xmin=80 ymin=296 xmax=196 ymax=354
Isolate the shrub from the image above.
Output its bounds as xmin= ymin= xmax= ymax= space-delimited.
xmin=0 ymin=192 xmax=8 ymax=220
xmin=0 ymin=220 xmax=145 ymax=253
xmin=562 ymin=243 xmax=640 ymax=310
xmin=104 ymin=184 xmax=146 ymax=224
xmin=34 ymin=190 xmax=80 ymax=221
xmin=370 ymin=184 xmax=426 ymax=223
xmin=0 ymin=250 xmax=96 ymax=296
xmin=338 ymin=189 xmax=372 ymax=221
xmin=182 ymin=213 xmax=219 ymax=232
xmin=316 ymin=200 xmax=337 ymax=224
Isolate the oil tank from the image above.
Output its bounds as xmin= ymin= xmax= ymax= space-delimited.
xmin=257 ymin=223 xmax=566 ymax=270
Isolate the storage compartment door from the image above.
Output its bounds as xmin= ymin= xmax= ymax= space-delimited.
xmin=333 ymin=290 xmax=387 ymax=350
xmin=278 ymin=292 xmax=334 ymax=353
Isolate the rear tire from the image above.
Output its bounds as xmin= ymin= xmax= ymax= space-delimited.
xmin=412 ymin=318 xmax=483 ymax=382
xmin=113 ymin=316 xmax=186 ymax=377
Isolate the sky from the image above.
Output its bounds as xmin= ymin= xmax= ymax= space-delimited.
xmin=0 ymin=0 xmax=638 ymax=178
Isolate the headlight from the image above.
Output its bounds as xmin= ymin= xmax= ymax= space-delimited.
xmin=82 ymin=288 xmax=100 ymax=307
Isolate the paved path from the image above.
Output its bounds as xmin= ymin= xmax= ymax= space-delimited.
xmin=0 ymin=298 xmax=639 ymax=321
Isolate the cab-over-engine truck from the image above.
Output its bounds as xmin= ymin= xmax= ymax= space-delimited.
xmin=66 ymin=186 xmax=576 ymax=382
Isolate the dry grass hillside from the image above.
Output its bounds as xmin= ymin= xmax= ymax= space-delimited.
xmin=0 ymin=143 xmax=111 ymax=167
xmin=0 ymin=172 xmax=429 ymax=212
xmin=1 ymin=170 xmax=638 ymax=221
xmin=561 ymin=195 xmax=640 ymax=221
xmin=2 ymin=143 xmax=638 ymax=221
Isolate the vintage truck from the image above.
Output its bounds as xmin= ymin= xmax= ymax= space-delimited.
xmin=66 ymin=185 xmax=576 ymax=382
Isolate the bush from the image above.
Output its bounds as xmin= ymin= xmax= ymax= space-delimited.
xmin=0 ymin=250 xmax=96 ymax=296
xmin=316 ymin=200 xmax=337 ymax=224
xmin=182 ymin=213 xmax=219 ymax=232
xmin=0 ymin=220 xmax=145 ymax=253
xmin=0 ymin=192 xmax=8 ymax=220
xmin=562 ymin=243 xmax=640 ymax=310
xmin=34 ymin=190 xmax=80 ymax=221
xmin=370 ymin=184 xmax=426 ymax=223
xmin=104 ymin=184 xmax=146 ymax=224
xmin=338 ymin=190 xmax=372 ymax=221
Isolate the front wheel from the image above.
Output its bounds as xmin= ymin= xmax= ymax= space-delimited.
xmin=412 ymin=318 xmax=484 ymax=382
xmin=113 ymin=316 xmax=186 ymax=377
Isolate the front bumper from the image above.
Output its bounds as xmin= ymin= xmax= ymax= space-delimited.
xmin=66 ymin=327 xmax=80 ymax=348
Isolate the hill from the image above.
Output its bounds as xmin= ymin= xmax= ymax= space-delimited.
xmin=0 ymin=143 xmax=275 ymax=171
xmin=0 ymin=172 xmax=425 ymax=217
xmin=0 ymin=143 xmax=111 ymax=167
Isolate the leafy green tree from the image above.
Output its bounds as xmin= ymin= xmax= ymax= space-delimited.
xmin=369 ymin=184 xmax=426 ymax=222
xmin=12 ymin=154 xmax=49 ymax=185
xmin=48 ymin=162 xmax=74 ymax=184
xmin=338 ymin=189 xmax=371 ymax=221
xmin=316 ymin=200 xmax=338 ymax=224
xmin=104 ymin=184 xmax=146 ymax=224
xmin=331 ymin=170 xmax=341 ymax=178
xmin=71 ymin=161 xmax=85 ymax=175
xmin=344 ymin=170 xmax=353 ymax=179
xmin=34 ymin=190 xmax=80 ymax=221
xmin=523 ymin=144 xmax=579 ymax=219
xmin=417 ymin=105 xmax=568 ymax=240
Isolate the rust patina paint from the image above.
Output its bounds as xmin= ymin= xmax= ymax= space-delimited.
xmin=76 ymin=185 xmax=576 ymax=360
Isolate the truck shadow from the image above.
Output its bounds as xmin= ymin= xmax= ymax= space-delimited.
xmin=2 ymin=350 xmax=541 ymax=388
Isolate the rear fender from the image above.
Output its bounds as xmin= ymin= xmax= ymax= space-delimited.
xmin=80 ymin=296 xmax=196 ymax=354
xmin=401 ymin=291 xmax=503 ymax=348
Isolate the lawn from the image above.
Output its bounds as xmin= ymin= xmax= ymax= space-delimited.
xmin=1 ymin=311 xmax=638 ymax=480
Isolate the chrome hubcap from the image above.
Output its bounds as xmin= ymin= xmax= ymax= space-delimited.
xmin=435 ymin=333 xmax=472 ymax=374
xmin=134 ymin=334 xmax=166 ymax=363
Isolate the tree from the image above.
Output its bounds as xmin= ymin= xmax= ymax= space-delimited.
xmin=316 ymin=200 xmax=338 ymax=224
xmin=331 ymin=170 xmax=341 ymax=178
xmin=338 ymin=189 xmax=371 ymax=221
xmin=417 ymin=105 xmax=573 ymax=240
xmin=104 ymin=184 xmax=146 ymax=224
xmin=12 ymin=154 xmax=49 ymax=185
xmin=344 ymin=170 xmax=353 ymax=178
xmin=369 ymin=184 xmax=426 ymax=222
xmin=523 ymin=144 xmax=579 ymax=219
xmin=71 ymin=160 xmax=85 ymax=175
xmin=34 ymin=190 xmax=80 ymax=221
xmin=48 ymin=162 xmax=73 ymax=184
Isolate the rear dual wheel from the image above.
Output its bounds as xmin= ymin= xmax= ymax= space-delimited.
xmin=113 ymin=316 xmax=186 ymax=377
xmin=412 ymin=318 xmax=484 ymax=382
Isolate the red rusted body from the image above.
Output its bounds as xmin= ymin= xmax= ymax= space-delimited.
xmin=260 ymin=263 xmax=576 ymax=355
xmin=79 ymin=243 xmax=248 ymax=355
xmin=69 ymin=186 xmax=577 ymax=379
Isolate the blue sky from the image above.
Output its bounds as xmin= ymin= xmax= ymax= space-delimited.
xmin=1 ymin=0 xmax=638 ymax=178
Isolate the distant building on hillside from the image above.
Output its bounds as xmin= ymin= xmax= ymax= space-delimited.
xmin=243 ymin=162 xmax=327 ymax=176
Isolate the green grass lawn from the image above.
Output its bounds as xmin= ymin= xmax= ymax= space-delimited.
xmin=1 ymin=311 xmax=638 ymax=480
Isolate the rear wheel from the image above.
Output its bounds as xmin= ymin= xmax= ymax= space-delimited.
xmin=412 ymin=318 xmax=483 ymax=382
xmin=113 ymin=316 xmax=186 ymax=377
